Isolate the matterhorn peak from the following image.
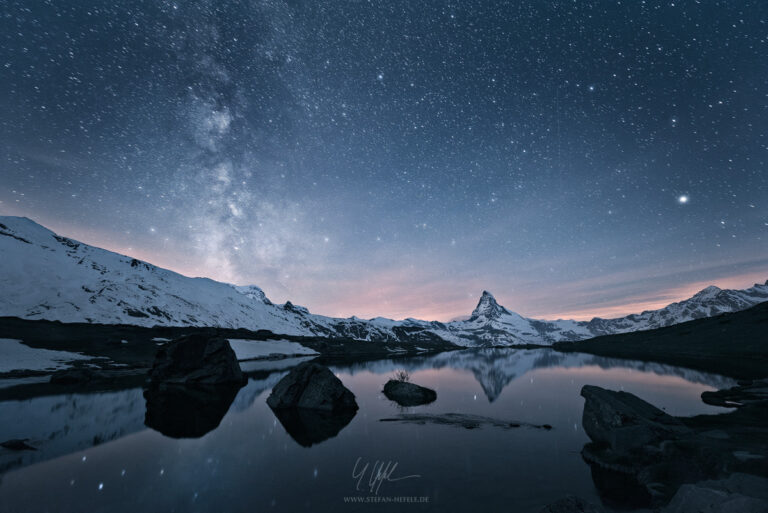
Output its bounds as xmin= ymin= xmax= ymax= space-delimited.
xmin=470 ymin=290 xmax=506 ymax=320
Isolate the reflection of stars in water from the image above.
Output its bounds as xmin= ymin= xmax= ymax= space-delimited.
xmin=678 ymin=195 xmax=689 ymax=204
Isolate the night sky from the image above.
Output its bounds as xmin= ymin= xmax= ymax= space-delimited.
xmin=1 ymin=1 xmax=766 ymax=321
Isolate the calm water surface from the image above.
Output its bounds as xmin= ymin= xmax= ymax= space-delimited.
xmin=0 ymin=349 xmax=734 ymax=513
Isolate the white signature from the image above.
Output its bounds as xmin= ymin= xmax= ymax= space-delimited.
xmin=352 ymin=457 xmax=421 ymax=495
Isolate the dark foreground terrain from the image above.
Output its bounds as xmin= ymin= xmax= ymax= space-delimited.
xmin=554 ymin=301 xmax=768 ymax=380
xmin=0 ymin=316 xmax=457 ymax=371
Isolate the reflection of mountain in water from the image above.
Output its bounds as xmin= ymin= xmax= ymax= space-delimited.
xmin=0 ymin=350 xmax=736 ymax=475
xmin=0 ymin=388 xmax=145 ymax=474
xmin=333 ymin=349 xmax=736 ymax=402
xmin=0 ymin=362 xmax=305 ymax=475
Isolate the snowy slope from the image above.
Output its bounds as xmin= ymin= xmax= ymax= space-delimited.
xmin=1 ymin=216 xmax=766 ymax=347
xmin=0 ymin=217 xmax=318 ymax=335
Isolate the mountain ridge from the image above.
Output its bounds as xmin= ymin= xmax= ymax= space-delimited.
xmin=1 ymin=216 xmax=766 ymax=347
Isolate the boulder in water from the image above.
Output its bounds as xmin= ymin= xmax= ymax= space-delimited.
xmin=383 ymin=379 xmax=437 ymax=406
xmin=148 ymin=334 xmax=245 ymax=385
xmin=266 ymin=362 xmax=358 ymax=412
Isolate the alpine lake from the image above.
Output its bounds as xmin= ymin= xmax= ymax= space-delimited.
xmin=0 ymin=348 xmax=738 ymax=513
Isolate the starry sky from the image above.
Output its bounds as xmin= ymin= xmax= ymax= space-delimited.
xmin=1 ymin=0 xmax=767 ymax=321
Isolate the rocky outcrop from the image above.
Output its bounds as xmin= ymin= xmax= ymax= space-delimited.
xmin=266 ymin=362 xmax=358 ymax=412
xmin=148 ymin=334 xmax=246 ymax=385
xmin=580 ymin=385 xmax=768 ymax=508
xmin=581 ymin=384 xmax=690 ymax=453
xmin=701 ymin=379 xmax=768 ymax=408
xmin=382 ymin=379 xmax=437 ymax=406
xmin=663 ymin=474 xmax=768 ymax=513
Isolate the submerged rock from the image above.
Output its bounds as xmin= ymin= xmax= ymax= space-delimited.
xmin=380 ymin=413 xmax=552 ymax=431
xmin=148 ymin=334 xmax=245 ymax=385
xmin=50 ymin=368 xmax=110 ymax=384
xmin=266 ymin=362 xmax=358 ymax=412
xmin=538 ymin=495 xmax=602 ymax=513
xmin=382 ymin=379 xmax=437 ymax=406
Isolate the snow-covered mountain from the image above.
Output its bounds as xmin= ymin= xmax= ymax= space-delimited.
xmin=1 ymin=216 xmax=766 ymax=346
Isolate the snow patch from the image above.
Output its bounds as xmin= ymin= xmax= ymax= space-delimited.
xmin=228 ymin=339 xmax=318 ymax=361
xmin=0 ymin=339 xmax=91 ymax=373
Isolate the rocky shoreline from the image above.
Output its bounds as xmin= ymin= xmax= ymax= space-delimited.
xmin=576 ymin=381 xmax=768 ymax=511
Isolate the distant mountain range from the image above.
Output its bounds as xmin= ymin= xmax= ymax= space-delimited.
xmin=1 ymin=216 xmax=766 ymax=347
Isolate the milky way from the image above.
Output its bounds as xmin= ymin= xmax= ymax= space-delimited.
xmin=1 ymin=1 xmax=766 ymax=320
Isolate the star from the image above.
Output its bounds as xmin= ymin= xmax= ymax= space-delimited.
xmin=678 ymin=195 xmax=689 ymax=204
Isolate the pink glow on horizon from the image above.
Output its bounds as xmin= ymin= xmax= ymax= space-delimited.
xmin=538 ymin=271 xmax=768 ymax=321
xmin=10 ymin=209 xmax=766 ymax=324
xmin=69 ymin=238 xmax=768 ymax=323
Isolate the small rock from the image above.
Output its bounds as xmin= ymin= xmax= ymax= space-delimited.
xmin=148 ymin=334 xmax=246 ymax=385
xmin=538 ymin=495 xmax=602 ymax=513
xmin=1 ymin=439 xmax=36 ymax=451
xmin=702 ymin=379 xmax=768 ymax=409
xmin=383 ymin=379 xmax=437 ymax=406
xmin=50 ymin=368 xmax=108 ymax=384
xmin=267 ymin=362 xmax=358 ymax=412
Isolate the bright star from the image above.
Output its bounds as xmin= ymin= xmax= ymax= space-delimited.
xmin=678 ymin=195 xmax=689 ymax=204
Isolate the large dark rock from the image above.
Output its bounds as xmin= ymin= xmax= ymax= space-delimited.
xmin=144 ymin=383 xmax=241 ymax=438
xmin=581 ymin=384 xmax=689 ymax=453
xmin=148 ymin=334 xmax=245 ymax=385
xmin=266 ymin=362 xmax=358 ymax=412
xmin=383 ymin=379 xmax=437 ymax=406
